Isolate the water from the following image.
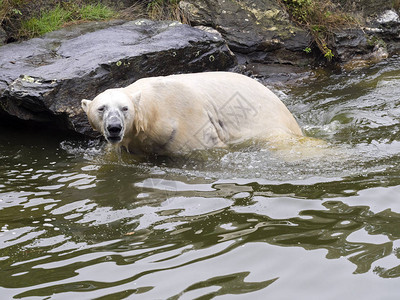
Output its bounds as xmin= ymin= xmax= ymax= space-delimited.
xmin=2 ymin=58 xmax=400 ymax=299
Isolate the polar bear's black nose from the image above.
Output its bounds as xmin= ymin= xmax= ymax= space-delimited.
xmin=107 ymin=123 xmax=122 ymax=135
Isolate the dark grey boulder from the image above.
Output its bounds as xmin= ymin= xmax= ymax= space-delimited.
xmin=0 ymin=19 xmax=236 ymax=135
xmin=332 ymin=9 xmax=400 ymax=63
xmin=327 ymin=2 xmax=400 ymax=63
xmin=331 ymin=0 xmax=395 ymax=18
xmin=180 ymin=0 xmax=312 ymax=65
xmin=332 ymin=29 xmax=371 ymax=62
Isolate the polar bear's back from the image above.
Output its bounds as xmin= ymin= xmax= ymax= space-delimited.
xmin=127 ymin=72 xmax=302 ymax=150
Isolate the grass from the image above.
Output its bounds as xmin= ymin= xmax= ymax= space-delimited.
xmin=1 ymin=0 xmax=23 ymax=22
xmin=146 ymin=0 xmax=187 ymax=23
xmin=0 ymin=0 xmax=27 ymax=28
xmin=78 ymin=3 xmax=116 ymax=21
xmin=2 ymin=1 xmax=187 ymax=42
xmin=21 ymin=5 xmax=72 ymax=37
xmin=281 ymin=0 xmax=357 ymax=61
xmin=0 ymin=0 xmax=30 ymax=43
xmin=394 ymin=0 xmax=400 ymax=11
xmin=19 ymin=3 xmax=117 ymax=39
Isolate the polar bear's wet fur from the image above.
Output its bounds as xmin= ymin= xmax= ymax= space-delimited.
xmin=81 ymin=72 xmax=303 ymax=155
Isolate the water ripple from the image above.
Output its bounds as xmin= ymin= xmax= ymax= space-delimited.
xmin=3 ymin=60 xmax=400 ymax=298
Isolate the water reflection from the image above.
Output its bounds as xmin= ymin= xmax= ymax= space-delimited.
xmin=2 ymin=59 xmax=400 ymax=298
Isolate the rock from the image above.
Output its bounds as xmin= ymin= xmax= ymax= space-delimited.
xmin=179 ymin=0 xmax=400 ymax=67
xmin=180 ymin=0 xmax=312 ymax=65
xmin=332 ymin=26 xmax=393 ymax=65
xmin=372 ymin=9 xmax=400 ymax=39
xmin=329 ymin=1 xmax=400 ymax=35
xmin=0 ymin=19 xmax=236 ymax=135
xmin=329 ymin=5 xmax=400 ymax=64
xmin=376 ymin=10 xmax=400 ymax=26
xmin=333 ymin=29 xmax=370 ymax=61
xmin=331 ymin=0 xmax=394 ymax=18
xmin=0 ymin=27 xmax=6 ymax=46
xmin=335 ymin=28 xmax=389 ymax=70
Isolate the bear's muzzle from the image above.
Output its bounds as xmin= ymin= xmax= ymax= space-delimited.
xmin=104 ymin=113 xmax=124 ymax=144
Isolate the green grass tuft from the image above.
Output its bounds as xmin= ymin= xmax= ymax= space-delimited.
xmin=19 ymin=3 xmax=116 ymax=39
xmin=78 ymin=3 xmax=115 ymax=21
xmin=21 ymin=5 xmax=72 ymax=37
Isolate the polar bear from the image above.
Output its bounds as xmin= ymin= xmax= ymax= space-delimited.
xmin=81 ymin=72 xmax=303 ymax=155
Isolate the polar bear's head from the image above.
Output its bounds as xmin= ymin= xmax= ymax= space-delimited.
xmin=81 ymin=88 xmax=141 ymax=144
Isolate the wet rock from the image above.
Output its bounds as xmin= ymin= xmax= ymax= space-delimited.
xmin=0 ymin=19 xmax=236 ymax=135
xmin=180 ymin=0 xmax=312 ymax=65
xmin=376 ymin=10 xmax=400 ymax=25
xmin=332 ymin=27 xmax=391 ymax=65
xmin=331 ymin=7 xmax=400 ymax=64
xmin=371 ymin=9 xmax=400 ymax=39
xmin=0 ymin=27 xmax=6 ymax=46
xmin=331 ymin=0 xmax=394 ymax=18
xmin=332 ymin=29 xmax=370 ymax=62
xmin=329 ymin=0 xmax=400 ymax=59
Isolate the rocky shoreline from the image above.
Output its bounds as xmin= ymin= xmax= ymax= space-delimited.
xmin=180 ymin=0 xmax=400 ymax=69
xmin=0 ymin=19 xmax=235 ymax=136
xmin=1 ymin=0 xmax=400 ymax=136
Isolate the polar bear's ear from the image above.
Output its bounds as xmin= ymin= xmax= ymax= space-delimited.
xmin=81 ymin=99 xmax=92 ymax=113
xmin=130 ymin=91 xmax=141 ymax=104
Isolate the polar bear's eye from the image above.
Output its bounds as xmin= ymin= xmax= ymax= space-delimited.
xmin=122 ymin=106 xmax=129 ymax=112
xmin=98 ymin=106 xmax=105 ymax=112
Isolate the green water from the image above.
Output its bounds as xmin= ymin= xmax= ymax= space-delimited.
xmin=2 ymin=58 xmax=400 ymax=299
